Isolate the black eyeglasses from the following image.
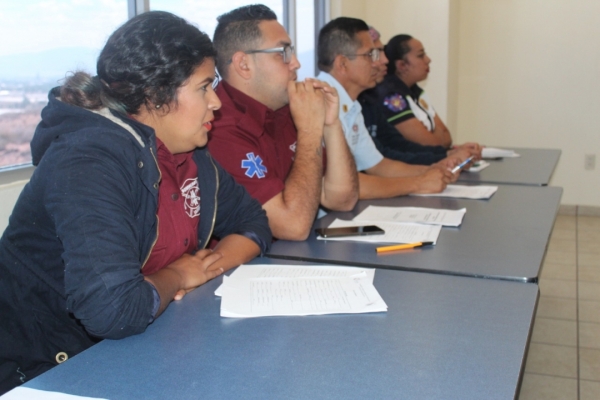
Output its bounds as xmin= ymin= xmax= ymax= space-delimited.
xmin=245 ymin=44 xmax=295 ymax=64
xmin=346 ymin=48 xmax=380 ymax=63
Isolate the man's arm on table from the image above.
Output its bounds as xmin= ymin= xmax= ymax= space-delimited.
xmin=313 ymin=80 xmax=358 ymax=211
xmin=358 ymin=157 xmax=454 ymax=199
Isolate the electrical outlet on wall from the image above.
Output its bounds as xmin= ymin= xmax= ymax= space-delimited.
xmin=585 ymin=154 xmax=596 ymax=170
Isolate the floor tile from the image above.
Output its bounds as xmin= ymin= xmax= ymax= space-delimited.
xmin=539 ymin=278 xmax=576 ymax=298
xmin=578 ymin=216 xmax=600 ymax=230
xmin=518 ymin=373 xmax=577 ymax=400
xmin=579 ymin=265 xmax=600 ymax=282
xmin=547 ymin=238 xmax=576 ymax=253
xmin=579 ymin=281 xmax=600 ymax=301
xmin=524 ymin=343 xmax=577 ymax=378
xmin=577 ymin=230 xmax=600 ymax=243
xmin=551 ymin=229 xmax=576 ymax=241
xmin=580 ymin=379 xmax=600 ymax=400
xmin=554 ymin=215 xmax=576 ymax=230
xmin=579 ymin=240 xmax=600 ymax=254
xmin=580 ymin=347 xmax=600 ymax=380
xmin=536 ymin=296 xmax=576 ymax=320
xmin=544 ymin=250 xmax=576 ymax=266
xmin=580 ymin=322 xmax=600 ymax=349
xmin=531 ymin=317 xmax=577 ymax=346
xmin=579 ymin=252 xmax=600 ymax=267
xmin=540 ymin=262 xmax=576 ymax=281
xmin=579 ymin=300 xmax=600 ymax=323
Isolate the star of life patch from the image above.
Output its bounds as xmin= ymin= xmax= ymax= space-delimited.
xmin=241 ymin=152 xmax=267 ymax=179
xmin=383 ymin=94 xmax=407 ymax=112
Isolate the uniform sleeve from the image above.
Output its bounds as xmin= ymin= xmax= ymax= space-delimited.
xmin=379 ymin=90 xmax=415 ymax=126
xmin=369 ymin=107 xmax=446 ymax=165
xmin=43 ymin=131 xmax=155 ymax=340
xmin=208 ymin=120 xmax=284 ymax=205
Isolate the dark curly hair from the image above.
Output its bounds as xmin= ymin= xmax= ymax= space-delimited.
xmin=60 ymin=11 xmax=216 ymax=115
xmin=385 ymin=34 xmax=413 ymax=75
xmin=213 ymin=4 xmax=277 ymax=78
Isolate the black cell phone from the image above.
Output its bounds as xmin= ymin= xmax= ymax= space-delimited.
xmin=315 ymin=225 xmax=385 ymax=238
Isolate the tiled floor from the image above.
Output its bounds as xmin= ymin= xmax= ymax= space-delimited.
xmin=518 ymin=215 xmax=600 ymax=399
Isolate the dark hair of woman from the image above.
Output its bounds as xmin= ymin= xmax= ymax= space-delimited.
xmin=60 ymin=11 xmax=216 ymax=115
xmin=385 ymin=34 xmax=413 ymax=75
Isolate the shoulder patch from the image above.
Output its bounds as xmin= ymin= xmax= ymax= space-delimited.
xmin=419 ymin=97 xmax=429 ymax=111
xmin=383 ymin=94 xmax=408 ymax=113
xmin=241 ymin=152 xmax=267 ymax=178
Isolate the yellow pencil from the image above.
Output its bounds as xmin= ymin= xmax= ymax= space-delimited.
xmin=376 ymin=241 xmax=434 ymax=253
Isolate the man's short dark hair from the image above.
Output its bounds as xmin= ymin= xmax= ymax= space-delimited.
xmin=213 ymin=4 xmax=277 ymax=78
xmin=317 ymin=17 xmax=370 ymax=73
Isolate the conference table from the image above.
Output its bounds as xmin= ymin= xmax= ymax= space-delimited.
xmin=457 ymin=147 xmax=561 ymax=186
xmin=268 ymin=184 xmax=562 ymax=283
xmin=22 ymin=258 xmax=539 ymax=400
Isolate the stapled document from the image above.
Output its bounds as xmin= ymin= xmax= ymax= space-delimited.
xmin=353 ymin=205 xmax=466 ymax=227
xmin=482 ymin=147 xmax=520 ymax=158
xmin=410 ymin=184 xmax=498 ymax=200
xmin=217 ymin=265 xmax=387 ymax=318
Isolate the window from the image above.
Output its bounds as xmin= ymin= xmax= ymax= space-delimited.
xmin=0 ymin=1 xmax=128 ymax=168
xmin=149 ymin=1 xmax=284 ymax=39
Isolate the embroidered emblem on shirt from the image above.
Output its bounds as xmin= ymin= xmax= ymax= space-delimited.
xmin=342 ymin=104 xmax=348 ymax=113
xmin=384 ymin=94 xmax=407 ymax=112
xmin=241 ymin=152 xmax=267 ymax=179
xmin=352 ymin=124 xmax=359 ymax=132
xmin=289 ymin=141 xmax=297 ymax=153
xmin=181 ymin=178 xmax=200 ymax=218
xmin=419 ymin=98 xmax=429 ymax=111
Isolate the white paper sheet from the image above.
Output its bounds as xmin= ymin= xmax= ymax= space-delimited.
xmin=465 ymin=160 xmax=490 ymax=172
xmin=315 ymin=218 xmax=441 ymax=244
xmin=0 ymin=387 xmax=107 ymax=400
xmin=353 ymin=205 xmax=466 ymax=227
xmin=410 ymin=184 xmax=498 ymax=200
xmin=217 ymin=265 xmax=386 ymax=318
xmin=482 ymin=147 xmax=520 ymax=158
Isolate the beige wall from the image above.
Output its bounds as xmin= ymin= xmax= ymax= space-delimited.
xmin=331 ymin=0 xmax=600 ymax=207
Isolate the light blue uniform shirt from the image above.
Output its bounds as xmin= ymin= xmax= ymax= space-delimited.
xmin=317 ymin=71 xmax=384 ymax=171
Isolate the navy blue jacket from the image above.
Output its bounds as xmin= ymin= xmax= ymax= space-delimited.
xmin=358 ymin=89 xmax=447 ymax=165
xmin=0 ymin=89 xmax=271 ymax=393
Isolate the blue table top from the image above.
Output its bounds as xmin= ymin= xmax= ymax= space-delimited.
xmin=457 ymin=147 xmax=561 ymax=186
xmin=268 ymin=185 xmax=562 ymax=283
xmin=25 ymin=259 xmax=539 ymax=400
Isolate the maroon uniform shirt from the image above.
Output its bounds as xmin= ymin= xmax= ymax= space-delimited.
xmin=142 ymin=138 xmax=200 ymax=275
xmin=208 ymin=81 xmax=298 ymax=205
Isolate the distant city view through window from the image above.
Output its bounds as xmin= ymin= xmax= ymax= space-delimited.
xmin=0 ymin=1 xmax=128 ymax=168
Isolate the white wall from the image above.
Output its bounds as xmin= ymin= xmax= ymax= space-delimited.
xmin=331 ymin=0 xmax=600 ymax=207
xmin=455 ymin=0 xmax=600 ymax=206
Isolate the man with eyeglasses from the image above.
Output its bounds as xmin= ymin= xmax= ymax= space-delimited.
xmin=208 ymin=5 xmax=358 ymax=240
xmin=316 ymin=17 xmax=457 ymax=199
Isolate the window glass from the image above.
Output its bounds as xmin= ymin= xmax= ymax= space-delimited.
xmin=295 ymin=1 xmax=315 ymax=81
xmin=150 ymin=1 xmax=284 ymax=39
xmin=0 ymin=1 xmax=128 ymax=168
